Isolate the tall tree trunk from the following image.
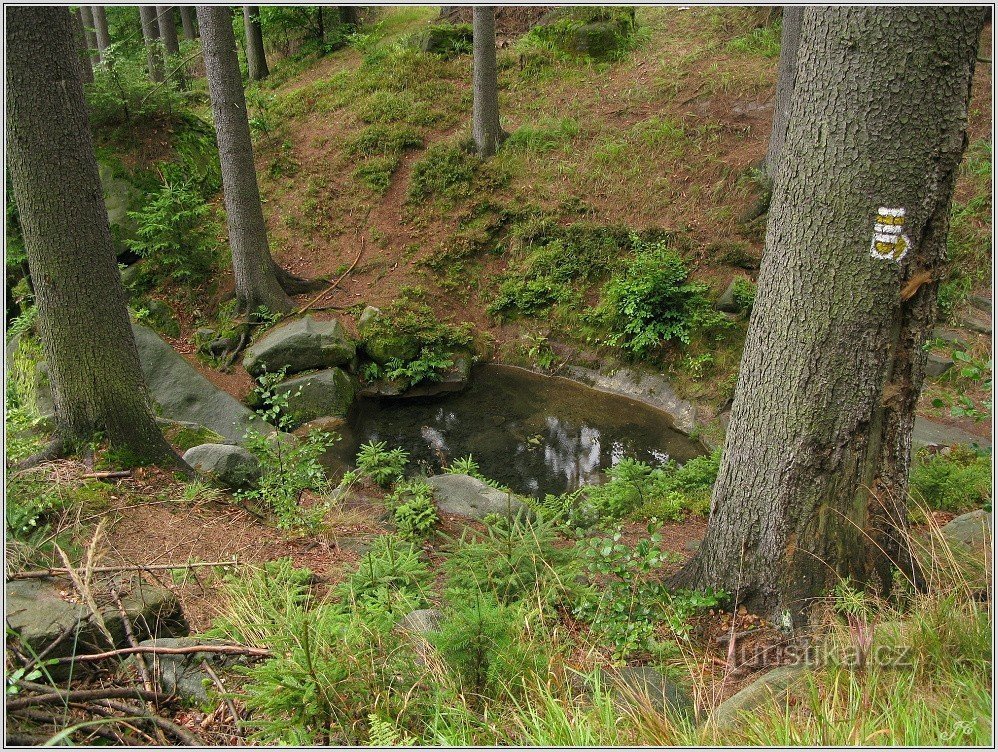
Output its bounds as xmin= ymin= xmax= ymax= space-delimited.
xmin=339 ymin=6 xmax=360 ymax=28
xmin=674 ymin=7 xmax=986 ymax=626
xmin=316 ymin=6 xmax=325 ymax=44
xmin=243 ymin=6 xmax=269 ymax=81
xmin=92 ymin=5 xmax=112 ymax=54
xmin=6 ymin=6 xmax=180 ymax=466
xmin=764 ymin=6 xmax=803 ymax=178
xmin=139 ymin=6 xmax=164 ymax=82
xmin=79 ymin=5 xmax=100 ymax=64
xmin=472 ymin=7 xmax=502 ymax=157
xmin=157 ymin=6 xmax=180 ymax=56
xmin=179 ymin=6 xmax=197 ymax=40
xmin=70 ymin=8 xmax=94 ymax=84
xmin=198 ymin=5 xmax=294 ymax=315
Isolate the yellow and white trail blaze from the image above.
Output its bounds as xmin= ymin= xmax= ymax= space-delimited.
xmin=870 ymin=206 xmax=910 ymax=262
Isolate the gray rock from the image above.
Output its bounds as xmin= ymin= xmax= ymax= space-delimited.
xmin=684 ymin=538 xmax=702 ymax=553
xmin=100 ymin=580 xmax=188 ymax=650
xmin=358 ymin=307 xmax=421 ymax=365
xmin=925 ymin=352 xmax=955 ymax=378
xmin=357 ymin=305 xmax=381 ymax=333
xmin=100 ymin=162 xmax=141 ymax=256
xmin=426 ymin=474 xmax=531 ymax=521
xmin=182 ymin=443 xmax=261 ymax=490
xmin=33 ymin=361 xmax=54 ymax=420
xmin=968 ymin=293 xmax=991 ymax=313
xmin=136 ymin=637 xmax=252 ymax=705
xmin=293 ymin=415 xmax=348 ymax=437
xmin=399 ymin=608 xmax=443 ymax=634
xmin=275 ymin=368 xmax=356 ymax=426
xmin=941 ymin=509 xmax=992 ymax=550
xmin=958 ymin=309 xmax=992 ymax=336
xmin=359 ymin=353 xmax=473 ymax=399
xmin=715 ymin=279 xmax=741 ymax=313
xmin=243 ymin=315 xmax=355 ymax=377
xmin=708 ymin=665 xmax=806 ymax=730
xmin=611 ymin=666 xmax=695 ymax=720
xmin=141 ymin=299 xmax=180 ymax=338
xmin=930 ymin=327 xmax=968 ymax=349
xmin=119 ymin=261 xmax=147 ymax=292
xmin=5 ymin=330 xmax=23 ymax=373
xmin=132 ymin=322 xmax=275 ymax=443
xmin=912 ymin=417 xmax=991 ymax=451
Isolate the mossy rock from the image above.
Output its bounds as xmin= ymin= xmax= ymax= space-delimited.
xmin=135 ymin=298 xmax=181 ymax=338
xmin=534 ymin=7 xmax=637 ymax=60
xmin=358 ymin=306 xmax=421 ymax=364
xmin=417 ymin=23 xmax=474 ymax=56
xmin=159 ymin=420 xmax=227 ymax=452
xmin=275 ymin=368 xmax=357 ymax=427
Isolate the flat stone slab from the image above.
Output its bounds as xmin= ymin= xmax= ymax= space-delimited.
xmin=358 ymin=354 xmax=472 ymax=400
xmin=708 ymin=665 xmax=807 ymax=730
xmin=132 ymin=322 xmax=275 ymax=444
xmin=941 ymin=509 xmax=992 ymax=550
xmin=243 ymin=315 xmax=355 ymax=377
xmin=912 ymin=417 xmax=991 ymax=450
xmin=426 ymin=474 xmax=531 ymax=521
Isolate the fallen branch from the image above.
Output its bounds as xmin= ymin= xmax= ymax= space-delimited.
xmin=201 ymin=659 xmax=241 ymax=730
xmin=85 ymin=699 xmax=202 ymax=746
xmin=82 ymin=470 xmax=132 ymax=480
xmin=50 ymin=644 xmax=271 ymax=665
xmin=7 ymin=559 xmax=238 ymax=581
xmin=6 ymin=686 xmax=165 ymax=713
xmin=295 ymin=235 xmax=365 ymax=315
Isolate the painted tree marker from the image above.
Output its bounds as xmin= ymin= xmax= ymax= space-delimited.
xmin=870 ymin=207 xmax=910 ymax=262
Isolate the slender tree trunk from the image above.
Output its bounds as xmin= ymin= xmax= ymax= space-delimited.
xmin=316 ymin=7 xmax=325 ymax=44
xmin=472 ymin=7 xmax=503 ymax=157
xmin=92 ymin=6 xmax=112 ymax=54
xmin=339 ymin=6 xmax=359 ymax=28
xmin=198 ymin=6 xmax=294 ymax=315
xmin=243 ymin=6 xmax=269 ymax=81
xmin=6 ymin=6 xmax=180 ymax=466
xmin=70 ymin=8 xmax=94 ymax=84
xmin=79 ymin=5 xmax=100 ymax=64
xmin=764 ymin=6 xmax=803 ymax=178
xmin=179 ymin=6 xmax=197 ymax=40
xmin=157 ymin=6 xmax=180 ymax=56
xmin=139 ymin=6 xmax=164 ymax=82
xmin=674 ymin=7 xmax=986 ymax=625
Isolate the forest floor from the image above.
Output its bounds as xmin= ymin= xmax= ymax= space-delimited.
xmin=5 ymin=6 xmax=993 ymax=747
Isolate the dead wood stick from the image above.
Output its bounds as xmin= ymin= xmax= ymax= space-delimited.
xmin=201 ymin=659 xmax=241 ymax=730
xmin=50 ymin=644 xmax=271 ymax=665
xmin=110 ymin=589 xmax=165 ymax=743
xmin=82 ymin=470 xmax=132 ymax=479
xmin=87 ymin=699 xmax=202 ymax=746
xmin=6 ymin=686 xmax=165 ymax=712
xmin=295 ymin=236 xmax=365 ymax=315
xmin=7 ymin=559 xmax=238 ymax=581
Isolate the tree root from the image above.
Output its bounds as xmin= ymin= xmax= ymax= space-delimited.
xmin=9 ymin=437 xmax=67 ymax=472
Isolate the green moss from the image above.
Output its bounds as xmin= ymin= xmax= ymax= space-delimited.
xmin=162 ymin=423 xmax=227 ymax=452
xmin=909 ymin=446 xmax=992 ymax=514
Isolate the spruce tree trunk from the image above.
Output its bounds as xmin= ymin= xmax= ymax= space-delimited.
xmin=92 ymin=6 xmax=112 ymax=54
xmin=79 ymin=5 xmax=100 ymax=64
xmin=198 ymin=5 xmax=293 ymax=315
xmin=157 ymin=6 xmax=181 ymax=56
xmin=472 ymin=7 xmax=502 ymax=158
xmin=339 ymin=6 xmax=359 ymax=28
xmin=764 ymin=6 xmax=803 ymax=178
xmin=6 ymin=6 xmax=179 ymax=466
xmin=70 ymin=8 xmax=94 ymax=84
xmin=139 ymin=6 xmax=164 ymax=82
xmin=243 ymin=6 xmax=269 ymax=81
xmin=674 ymin=7 xmax=986 ymax=625
xmin=179 ymin=7 xmax=197 ymax=40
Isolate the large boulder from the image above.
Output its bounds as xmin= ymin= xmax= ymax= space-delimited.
xmin=911 ymin=417 xmax=991 ymax=451
xmin=611 ymin=666 xmax=695 ymax=720
xmin=243 ymin=315 xmax=355 ymax=377
xmin=359 ymin=353 xmax=473 ymax=399
xmin=275 ymin=368 xmax=356 ymax=426
xmin=136 ymin=637 xmax=254 ymax=704
xmin=100 ymin=162 xmax=142 ymax=257
xmin=708 ymin=665 xmax=806 ymax=730
xmin=426 ymin=474 xmax=531 ymax=521
xmin=132 ymin=322 xmax=275 ymax=443
xmin=182 ymin=443 xmax=261 ymax=490
xmin=417 ymin=23 xmax=473 ymax=55
xmin=941 ymin=509 xmax=992 ymax=551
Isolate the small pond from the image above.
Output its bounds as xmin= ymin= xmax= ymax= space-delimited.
xmin=327 ymin=364 xmax=705 ymax=498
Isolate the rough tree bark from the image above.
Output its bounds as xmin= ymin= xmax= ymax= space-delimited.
xmin=198 ymin=5 xmax=294 ymax=315
xmin=472 ymin=6 xmax=503 ymax=157
xmin=157 ymin=6 xmax=181 ymax=56
xmin=674 ymin=7 xmax=986 ymax=625
xmin=91 ymin=6 xmax=112 ymax=54
xmin=79 ymin=5 xmax=100 ymax=64
xmin=243 ymin=6 xmax=269 ymax=81
xmin=70 ymin=8 xmax=94 ymax=84
xmin=339 ymin=6 xmax=360 ymax=28
xmin=764 ymin=6 xmax=803 ymax=178
xmin=179 ymin=6 xmax=197 ymax=40
xmin=6 ymin=6 xmax=180 ymax=466
xmin=139 ymin=6 xmax=164 ymax=82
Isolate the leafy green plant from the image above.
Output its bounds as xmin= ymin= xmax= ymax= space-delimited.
xmin=731 ymin=277 xmax=757 ymax=312
xmin=334 ymin=535 xmax=432 ymax=619
xmin=373 ymin=349 xmax=455 ymax=388
xmin=595 ymin=234 xmax=724 ymax=357
xmin=354 ymin=441 xmax=409 ymax=487
xmin=931 ymin=349 xmax=993 ymax=422
xmin=385 ymin=478 xmax=439 ymax=538
xmin=446 ymin=455 xmax=481 ymax=476
xmin=127 ymin=180 xmax=219 ymax=285
xmin=909 ymin=445 xmax=992 ymax=514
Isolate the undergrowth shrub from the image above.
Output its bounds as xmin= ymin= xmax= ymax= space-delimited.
xmin=408 ymin=143 xmax=507 ymax=204
xmin=333 ymin=534 xmax=432 ymax=619
xmin=595 ymin=234 xmax=725 ymax=357
xmin=85 ymin=42 xmax=186 ymax=128
xmin=385 ymin=478 xmax=439 ymax=538
xmin=908 ymin=446 xmax=992 ymax=514
xmin=352 ymin=440 xmax=409 ymax=487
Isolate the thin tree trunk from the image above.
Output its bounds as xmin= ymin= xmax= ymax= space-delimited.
xmin=472 ymin=7 xmax=503 ymax=157
xmin=92 ymin=6 xmax=112 ymax=54
xmin=139 ymin=6 xmax=164 ymax=82
xmin=6 ymin=6 xmax=181 ymax=467
xmin=674 ymin=7 xmax=986 ymax=625
xmin=157 ymin=6 xmax=181 ymax=56
xmin=70 ymin=8 xmax=94 ymax=84
xmin=79 ymin=5 xmax=100 ymax=64
xmin=179 ymin=6 xmax=197 ymax=40
xmin=316 ymin=7 xmax=324 ymax=44
xmin=243 ymin=6 xmax=269 ymax=81
xmin=339 ymin=6 xmax=360 ymax=28
xmin=198 ymin=6 xmax=294 ymax=315
xmin=764 ymin=6 xmax=803 ymax=178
